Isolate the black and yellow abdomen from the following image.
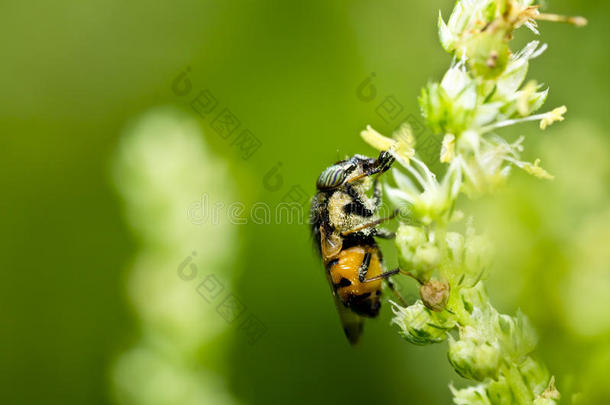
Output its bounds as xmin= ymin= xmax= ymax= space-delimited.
xmin=328 ymin=245 xmax=383 ymax=317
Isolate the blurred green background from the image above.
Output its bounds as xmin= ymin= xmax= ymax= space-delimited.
xmin=2 ymin=0 xmax=609 ymax=404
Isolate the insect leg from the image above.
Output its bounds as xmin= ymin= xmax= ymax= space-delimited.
xmin=385 ymin=276 xmax=408 ymax=307
xmin=374 ymin=228 xmax=396 ymax=239
xmin=357 ymin=252 xmax=372 ymax=282
xmin=341 ymin=209 xmax=399 ymax=236
xmin=361 ymin=267 xmax=408 ymax=307
xmin=374 ymin=150 xmax=395 ymax=175
xmin=361 ymin=268 xmax=400 ymax=282
xmin=399 ymin=269 xmax=423 ymax=285
xmin=347 ymin=151 xmax=395 ymax=184
xmin=371 ymin=176 xmax=382 ymax=207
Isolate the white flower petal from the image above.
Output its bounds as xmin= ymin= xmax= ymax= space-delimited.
xmin=441 ymin=65 xmax=471 ymax=98
xmin=392 ymin=168 xmax=419 ymax=194
xmin=438 ymin=12 xmax=454 ymax=51
xmin=385 ymin=185 xmax=416 ymax=206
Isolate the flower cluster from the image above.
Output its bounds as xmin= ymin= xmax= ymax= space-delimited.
xmin=361 ymin=0 xmax=585 ymax=403
xmin=419 ymin=0 xmax=579 ymax=195
xmin=111 ymin=110 xmax=239 ymax=405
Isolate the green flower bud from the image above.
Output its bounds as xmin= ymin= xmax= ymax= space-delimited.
xmin=463 ymin=233 xmax=493 ymax=287
xmin=448 ymin=327 xmax=501 ymax=381
xmin=396 ymin=223 xmax=426 ymax=250
xmin=450 ymin=383 xmax=492 ymax=405
xmin=485 ymin=376 xmax=514 ymax=405
xmin=495 ymin=310 xmax=538 ymax=359
xmin=419 ymin=82 xmax=474 ymax=135
xmin=460 ymin=282 xmax=489 ymax=313
xmin=533 ymin=397 xmax=558 ymax=405
xmin=414 ymin=244 xmax=441 ymax=272
xmin=446 ymin=231 xmax=465 ymax=264
xmin=519 ymin=357 xmax=550 ymax=396
xmin=396 ymin=224 xmax=438 ymax=282
xmin=392 ymin=301 xmax=455 ymax=345
xmin=463 ymin=30 xmax=510 ymax=79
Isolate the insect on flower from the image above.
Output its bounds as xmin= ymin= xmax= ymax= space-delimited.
xmin=310 ymin=151 xmax=406 ymax=344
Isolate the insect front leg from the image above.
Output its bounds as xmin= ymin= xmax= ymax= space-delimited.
xmin=372 ymin=176 xmax=382 ymax=208
xmin=373 ymin=150 xmax=395 ymax=175
xmin=347 ymin=150 xmax=395 ymax=184
xmin=341 ymin=209 xmax=399 ymax=236
xmin=374 ymin=228 xmax=396 ymax=239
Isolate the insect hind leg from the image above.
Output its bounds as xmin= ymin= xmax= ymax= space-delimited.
xmin=385 ymin=275 xmax=408 ymax=307
xmin=362 ymin=267 xmax=408 ymax=307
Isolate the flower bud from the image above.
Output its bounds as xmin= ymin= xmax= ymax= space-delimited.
xmin=420 ymin=279 xmax=450 ymax=312
xmin=396 ymin=224 xmax=438 ymax=282
xmin=463 ymin=233 xmax=493 ymax=287
xmin=520 ymin=357 xmax=550 ymax=396
xmin=445 ymin=231 xmax=465 ymax=263
xmin=391 ymin=301 xmax=455 ymax=345
xmin=450 ymin=383 xmax=492 ymax=405
xmin=414 ymin=244 xmax=441 ymax=272
xmin=396 ymin=223 xmax=426 ymax=249
xmin=534 ymin=397 xmax=558 ymax=405
xmin=485 ymin=376 xmax=513 ymax=404
xmin=495 ymin=310 xmax=538 ymax=359
xmin=463 ymin=30 xmax=510 ymax=79
xmin=448 ymin=327 xmax=501 ymax=380
xmin=460 ymin=282 xmax=489 ymax=312
xmin=419 ymin=82 xmax=474 ymax=135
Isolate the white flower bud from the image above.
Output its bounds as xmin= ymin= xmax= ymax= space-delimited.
xmin=450 ymin=383 xmax=492 ymax=405
xmin=495 ymin=310 xmax=538 ymax=359
xmin=485 ymin=377 xmax=513 ymax=404
xmin=391 ymin=301 xmax=455 ymax=345
xmin=396 ymin=224 xmax=438 ymax=281
xmin=445 ymin=231 xmax=465 ymax=263
xmin=520 ymin=357 xmax=550 ymax=396
xmin=463 ymin=233 xmax=493 ymax=286
xmin=448 ymin=329 xmax=502 ymax=380
xmin=414 ymin=244 xmax=441 ymax=271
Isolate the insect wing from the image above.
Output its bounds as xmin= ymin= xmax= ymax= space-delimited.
xmin=331 ymin=292 xmax=364 ymax=345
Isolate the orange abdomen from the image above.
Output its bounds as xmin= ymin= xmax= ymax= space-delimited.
xmin=328 ymin=245 xmax=383 ymax=317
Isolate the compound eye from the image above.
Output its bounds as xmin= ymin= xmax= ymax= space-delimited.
xmin=316 ymin=163 xmax=352 ymax=190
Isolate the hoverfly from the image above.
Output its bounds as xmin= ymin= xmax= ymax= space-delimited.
xmin=310 ymin=151 xmax=404 ymax=344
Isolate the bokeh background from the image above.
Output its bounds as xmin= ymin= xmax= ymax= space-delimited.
xmin=2 ymin=0 xmax=609 ymax=404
